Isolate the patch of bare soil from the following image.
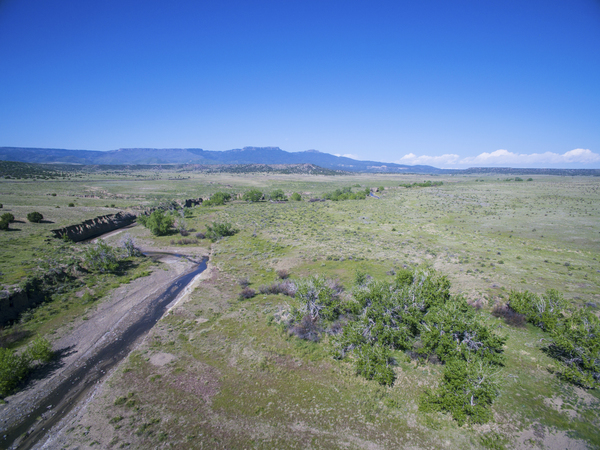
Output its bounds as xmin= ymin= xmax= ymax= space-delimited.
xmin=0 ymin=246 xmax=208 ymax=449
xmin=514 ymin=425 xmax=590 ymax=450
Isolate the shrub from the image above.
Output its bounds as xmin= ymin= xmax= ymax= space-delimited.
xmin=205 ymin=222 xmax=238 ymax=242
xmin=203 ymin=191 xmax=231 ymax=207
xmin=295 ymin=275 xmax=344 ymax=322
xmin=290 ymin=192 xmax=302 ymax=201
xmin=121 ymin=234 xmax=141 ymax=257
xmin=547 ymin=309 xmax=600 ymax=389
xmin=237 ymin=277 xmax=250 ymax=288
xmin=1 ymin=212 xmax=15 ymax=223
xmin=83 ymin=241 xmax=119 ymax=273
xmin=138 ymin=210 xmax=174 ymax=236
xmin=0 ymin=336 xmax=53 ymax=398
xmin=276 ymin=269 xmax=290 ymax=279
xmin=68 ymin=203 xmax=75 ymax=207
xmin=239 ymin=287 xmax=256 ymax=300
xmin=421 ymin=359 xmax=502 ymax=425
xmin=355 ymin=344 xmax=396 ymax=385
xmin=27 ymin=211 xmax=43 ymax=223
xmin=259 ymin=280 xmax=297 ymax=297
xmin=0 ymin=219 xmax=8 ymax=231
xmin=195 ymin=232 xmax=206 ymax=239
xmin=290 ymin=315 xmax=321 ymax=342
xmin=508 ymin=289 xmax=567 ymax=331
xmin=323 ymin=187 xmax=368 ymax=201
xmin=242 ymin=189 xmax=263 ymax=202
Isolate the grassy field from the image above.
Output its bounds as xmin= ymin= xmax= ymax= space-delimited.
xmin=1 ymin=171 xmax=599 ymax=449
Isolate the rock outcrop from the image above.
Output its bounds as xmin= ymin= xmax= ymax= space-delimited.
xmin=51 ymin=212 xmax=136 ymax=242
xmin=183 ymin=198 xmax=203 ymax=208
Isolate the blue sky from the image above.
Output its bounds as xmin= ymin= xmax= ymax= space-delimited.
xmin=1 ymin=0 xmax=599 ymax=168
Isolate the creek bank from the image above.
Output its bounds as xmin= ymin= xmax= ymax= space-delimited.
xmin=50 ymin=212 xmax=136 ymax=242
xmin=0 ymin=249 xmax=208 ymax=450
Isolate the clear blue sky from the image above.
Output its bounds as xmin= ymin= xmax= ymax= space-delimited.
xmin=1 ymin=0 xmax=599 ymax=168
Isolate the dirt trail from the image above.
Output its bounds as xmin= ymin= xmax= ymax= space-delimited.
xmin=0 ymin=246 xmax=209 ymax=450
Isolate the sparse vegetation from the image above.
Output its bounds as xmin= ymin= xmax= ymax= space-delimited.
xmin=0 ymin=336 xmax=53 ymax=398
xmin=1 ymin=170 xmax=599 ymax=449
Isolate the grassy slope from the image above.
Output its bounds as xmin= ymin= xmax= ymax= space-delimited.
xmin=1 ymin=173 xmax=599 ymax=448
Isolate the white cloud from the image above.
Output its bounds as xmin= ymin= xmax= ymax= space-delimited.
xmin=395 ymin=149 xmax=600 ymax=168
xmin=396 ymin=153 xmax=460 ymax=166
xmin=460 ymin=148 xmax=600 ymax=166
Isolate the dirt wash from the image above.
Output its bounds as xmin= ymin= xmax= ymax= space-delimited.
xmin=0 ymin=245 xmax=210 ymax=450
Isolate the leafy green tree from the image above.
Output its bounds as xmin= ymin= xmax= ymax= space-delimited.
xmin=242 ymin=189 xmax=263 ymax=202
xmin=0 ymin=219 xmax=8 ymax=231
xmin=137 ymin=210 xmax=174 ymax=236
xmin=27 ymin=211 xmax=43 ymax=223
xmin=1 ymin=212 xmax=14 ymax=223
xmin=290 ymin=192 xmax=302 ymax=201
xmin=270 ymin=189 xmax=287 ymax=201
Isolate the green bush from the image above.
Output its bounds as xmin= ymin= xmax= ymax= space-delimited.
xmin=323 ymin=187 xmax=368 ymax=201
xmin=68 ymin=202 xmax=75 ymax=207
xmin=0 ymin=337 xmax=53 ymax=398
xmin=290 ymin=192 xmax=302 ymax=201
xmin=242 ymin=189 xmax=263 ymax=202
xmin=548 ymin=309 xmax=600 ymax=388
xmin=421 ymin=359 xmax=502 ymax=425
xmin=137 ymin=210 xmax=174 ymax=236
xmin=203 ymin=191 xmax=231 ymax=206
xmin=0 ymin=219 xmax=8 ymax=231
xmin=205 ymin=222 xmax=238 ymax=242
xmin=1 ymin=212 xmax=14 ymax=223
xmin=508 ymin=289 xmax=567 ymax=331
xmin=83 ymin=240 xmax=119 ymax=273
xmin=27 ymin=211 xmax=43 ymax=223
xmin=355 ymin=344 xmax=396 ymax=385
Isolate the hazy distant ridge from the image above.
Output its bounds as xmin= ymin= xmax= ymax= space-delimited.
xmin=0 ymin=147 xmax=448 ymax=174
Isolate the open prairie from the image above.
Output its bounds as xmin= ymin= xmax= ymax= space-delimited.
xmin=1 ymin=170 xmax=599 ymax=450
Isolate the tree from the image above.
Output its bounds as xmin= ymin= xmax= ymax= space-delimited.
xmin=290 ymin=192 xmax=302 ymax=201
xmin=270 ymin=189 xmax=287 ymax=201
xmin=0 ymin=219 xmax=8 ymax=231
xmin=138 ymin=210 xmax=174 ymax=236
xmin=1 ymin=212 xmax=14 ymax=223
xmin=243 ymin=189 xmax=263 ymax=202
xmin=27 ymin=211 xmax=43 ymax=223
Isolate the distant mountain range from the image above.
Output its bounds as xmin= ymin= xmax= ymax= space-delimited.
xmin=0 ymin=147 xmax=449 ymax=174
xmin=1 ymin=147 xmax=598 ymax=176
